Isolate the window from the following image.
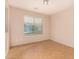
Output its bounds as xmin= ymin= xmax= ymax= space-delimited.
xmin=24 ymin=16 xmax=42 ymax=34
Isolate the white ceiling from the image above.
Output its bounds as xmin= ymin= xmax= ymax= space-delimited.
xmin=8 ymin=0 xmax=73 ymax=15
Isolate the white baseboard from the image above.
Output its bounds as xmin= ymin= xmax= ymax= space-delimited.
xmin=50 ymin=38 xmax=74 ymax=48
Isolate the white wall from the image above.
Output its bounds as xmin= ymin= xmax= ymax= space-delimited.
xmin=5 ymin=7 xmax=10 ymax=56
xmin=10 ymin=6 xmax=51 ymax=46
xmin=50 ymin=7 xmax=74 ymax=47
xmin=5 ymin=33 xmax=9 ymax=56
xmin=9 ymin=6 xmax=74 ymax=47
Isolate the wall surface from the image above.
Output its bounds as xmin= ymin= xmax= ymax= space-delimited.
xmin=9 ymin=6 xmax=74 ymax=47
xmin=5 ymin=32 xmax=9 ymax=56
xmin=10 ymin=6 xmax=51 ymax=46
xmin=50 ymin=7 xmax=74 ymax=47
xmin=5 ymin=7 xmax=9 ymax=56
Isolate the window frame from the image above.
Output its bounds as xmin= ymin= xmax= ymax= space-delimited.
xmin=24 ymin=15 xmax=43 ymax=35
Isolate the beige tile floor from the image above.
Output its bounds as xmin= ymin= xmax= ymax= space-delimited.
xmin=6 ymin=40 xmax=73 ymax=59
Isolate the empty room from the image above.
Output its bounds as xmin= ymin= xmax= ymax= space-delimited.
xmin=5 ymin=0 xmax=74 ymax=59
